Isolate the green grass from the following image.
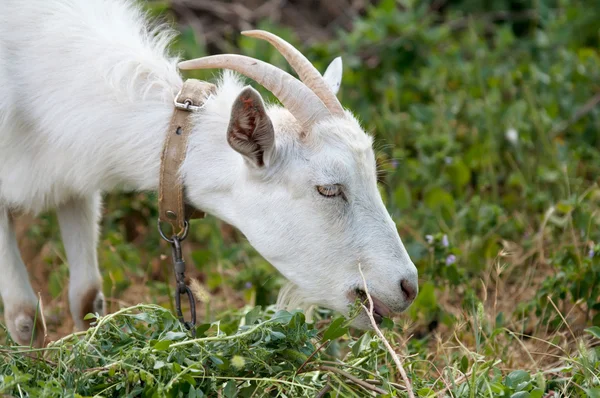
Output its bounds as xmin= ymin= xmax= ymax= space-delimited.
xmin=1 ymin=0 xmax=600 ymax=396
xmin=0 ymin=303 xmax=598 ymax=396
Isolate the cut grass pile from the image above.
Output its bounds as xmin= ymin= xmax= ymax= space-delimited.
xmin=1 ymin=300 xmax=599 ymax=397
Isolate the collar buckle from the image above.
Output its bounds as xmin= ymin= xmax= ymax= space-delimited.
xmin=174 ymin=88 xmax=212 ymax=112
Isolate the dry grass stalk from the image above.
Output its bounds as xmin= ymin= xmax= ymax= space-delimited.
xmin=358 ymin=263 xmax=415 ymax=398
xmin=36 ymin=292 xmax=48 ymax=347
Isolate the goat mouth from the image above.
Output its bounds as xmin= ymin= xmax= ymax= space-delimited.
xmin=354 ymin=289 xmax=393 ymax=325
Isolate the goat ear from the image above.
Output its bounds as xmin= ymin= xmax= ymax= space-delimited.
xmin=227 ymin=86 xmax=275 ymax=168
xmin=323 ymin=56 xmax=343 ymax=95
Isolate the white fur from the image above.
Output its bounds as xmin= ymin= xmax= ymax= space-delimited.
xmin=0 ymin=0 xmax=418 ymax=346
xmin=322 ymin=56 xmax=343 ymax=95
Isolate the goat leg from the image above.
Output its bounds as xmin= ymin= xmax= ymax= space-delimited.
xmin=57 ymin=193 xmax=105 ymax=331
xmin=0 ymin=207 xmax=46 ymax=347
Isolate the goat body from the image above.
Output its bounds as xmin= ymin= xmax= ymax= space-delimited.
xmin=0 ymin=0 xmax=418 ymax=347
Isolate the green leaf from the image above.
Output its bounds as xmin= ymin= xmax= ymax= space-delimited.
xmin=380 ymin=317 xmax=394 ymax=329
xmin=417 ymin=387 xmax=435 ymax=397
xmin=132 ymin=312 xmax=154 ymax=323
xmin=516 ymin=381 xmax=531 ymax=391
xmin=289 ymin=312 xmax=306 ymax=330
xmin=510 ymin=392 xmax=530 ymax=398
xmin=195 ymin=323 xmax=211 ymax=337
xmin=153 ymin=340 xmax=171 ymax=351
xmin=271 ymin=310 xmax=294 ymax=325
xmin=322 ymin=317 xmax=348 ymax=341
xmin=210 ymin=356 xmax=224 ymax=366
xmin=270 ymin=331 xmax=286 ymax=340
xmin=505 ymin=370 xmax=530 ymax=389
xmin=163 ymin=331 xmax=187 ymax=341
xmin=188 ymin=386 xmax=204 ymax=398
xmin=282 ymin=349 xmax=308 ymax=365
xmin=529 ymin=390 xmax=544 ymax=398
xmin=490 ymin=382 xmax=505 ymax=393
xmin=153 ymin=360 xmax=166 ymax=370
xmin=459 ymin=355 xmax=469 ymax=373
xmin=224 ymin=380 xmax=237 ymax=398
xmin=585 ymin=326 xmax=600 ymax=340
xmin=182 ymin=373 xmax=196 ymax=386
xmin=351 ymin=333 xmax=371 ymax=357
xmin=244 ymin=306 xmax=262 ymax=325
xmin=584 ymin=388 xmax=600 ymax=398
xmin=495 ymin=312 xmax=504 ymax=328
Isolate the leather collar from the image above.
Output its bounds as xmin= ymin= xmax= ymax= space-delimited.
xmin=158 ymin=79 xmax=216 ymax=236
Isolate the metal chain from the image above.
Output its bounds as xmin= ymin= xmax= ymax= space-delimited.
xmin=158 ymin=220 xmax=196 ymax=337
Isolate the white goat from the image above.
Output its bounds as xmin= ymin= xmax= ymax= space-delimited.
xmin=0 ymin=0 xmax=418 ymax=347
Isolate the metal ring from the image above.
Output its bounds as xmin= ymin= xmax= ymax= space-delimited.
xmin=179 ymin=221 xmax=190 ymax=240
xmin=174 ymin=285 xmax=196 ymax=336
xmin=184 ymin=285 xmax=197 ymax=335
xmin=157 ymin=219 xmax=189 ymax=243
xmin=174 ymin=92 xmax=210 ymax=112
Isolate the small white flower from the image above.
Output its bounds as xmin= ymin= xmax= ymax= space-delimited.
xmin=505 ymin=128 xmax=519 ymax=145
xmin=425 ymin=235 xmax=434 ymax=244
xmin=442 ymin=234 xmax=449 ymax=247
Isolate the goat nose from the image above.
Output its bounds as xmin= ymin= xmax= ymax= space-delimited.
xmin=400 ymin=278 xmax=417 ymax=302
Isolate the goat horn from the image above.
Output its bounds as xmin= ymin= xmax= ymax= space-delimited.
xmin=178 ymin=55 xmax=331 ymax=128
xmin=241 ymin=30 xmax=345 ymax=117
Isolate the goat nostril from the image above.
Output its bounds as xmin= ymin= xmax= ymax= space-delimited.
xmin=400 ymin=279 xmax=417 ymax=302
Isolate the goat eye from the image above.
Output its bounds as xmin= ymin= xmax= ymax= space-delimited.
xmin=317 ymin=184 xmax=342 ymax=197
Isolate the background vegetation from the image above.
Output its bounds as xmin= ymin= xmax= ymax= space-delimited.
xmin=1 ymin=0 xmax=599 ymax=396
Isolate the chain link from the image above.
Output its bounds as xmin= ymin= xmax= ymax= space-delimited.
xmin=158 ymin=220 xmax=196 ymax=337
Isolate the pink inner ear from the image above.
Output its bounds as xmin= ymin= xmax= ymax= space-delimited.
xmin=241 ymin=95 xmax=255 ymax=109
xmin=232 ymin=109 xmax=258 ymax=140
xmin=229 ymin=106 xmax=264 ymax=166
xmin=227 ymin=87 xmax=274 ymax=167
